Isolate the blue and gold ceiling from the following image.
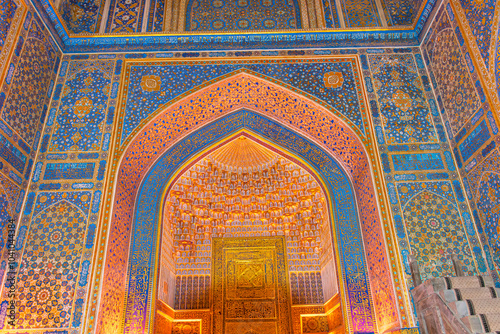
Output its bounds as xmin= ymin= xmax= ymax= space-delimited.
xmin=37 ymin=0 xmax=436 ymax=52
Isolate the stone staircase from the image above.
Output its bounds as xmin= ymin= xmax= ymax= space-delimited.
xmin=411 ymin=255 xmax=500 ymax=334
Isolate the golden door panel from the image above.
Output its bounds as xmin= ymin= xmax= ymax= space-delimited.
xmin=212 ymin=236 xmax=292 ymax=334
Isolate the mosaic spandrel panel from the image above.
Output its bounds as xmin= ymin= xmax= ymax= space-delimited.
xmin=185 ymin=0 xmax=301 ymax=31
xmin=369 ymin=54 xmax=438 ymax=144
xmin=121 ymin=60 xmax=365 ymax=145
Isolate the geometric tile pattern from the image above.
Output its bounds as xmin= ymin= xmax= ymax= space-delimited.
xmin=382 ymin=0 xmax=421 ymax=26
xmin=106 ymin=0 xmax=145 ymax=33
xmin=424 ymin=10 xmax=480 ymax=136
xmin=0 ymin=0 xmax=16 ymax=49
xmin=370 ymin=54 xmax=438 ymax=144
xmin=341 ymin=0 xmax=381 ymax=27
xmin=60 ymin=0 xmax=105 ymax=34
xmin=7 ymin=196 xmax=89 ymax=329
xmin=400 ymin=187 xmax=475 ymax=281
xmin=49 ymin=61 xmax=113 ymax=152
xmin=477 ymin=171 xmax=500 ymax=273
xmin=458 ymin=0 xmax=496 ymax=68
xmin=186 ymin=0 xmax=301 ymax=31
xmin=1 ymin=20 xmax=56 ymax=146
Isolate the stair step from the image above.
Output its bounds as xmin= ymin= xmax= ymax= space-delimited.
xmin=440 ymin=287 xmax=500 ymax=303
xmin=449 ymin=299 xmax=500 ymax=317
xmin=430 ymin=276 xmax=495 ymax=291
xmin=461 ymin=314 xmax=500 ymax=333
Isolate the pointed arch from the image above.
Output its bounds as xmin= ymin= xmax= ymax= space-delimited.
xmin=97 ymin=73 xmax=400 ymax=333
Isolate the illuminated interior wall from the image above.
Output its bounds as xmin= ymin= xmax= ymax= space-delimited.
xmin=0 ymin=0 xmax=498 ymax=332
xmin=421 ymin=0 xmax=500 ymax=286
xmin=0 ymin=0 xmax=61 ymax=327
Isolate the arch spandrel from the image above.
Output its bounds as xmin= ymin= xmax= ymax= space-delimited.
xmin=98 ymin=73 xmax=399 ymax=333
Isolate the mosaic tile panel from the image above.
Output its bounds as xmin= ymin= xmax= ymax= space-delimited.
xmin=382 ymin=0 xmax=421 ymax=26
xmin=458 ymin=0 xmax=497 ymax=68
xmin=398 ymin=182 xmax=476 ymax=281
xmin=105 ymin=0 xmax=146 ymax=33
xmin=60 ymin=0 xmax=106 ymax=34
xmin=186 ymin=0 xmax=301 ymax=31
xmin=100 ymin=73 xmax=399 ymax=333
xmin=5 ymin=192 xmax=91 ymax=329
xmin=476 ymin=171 xmax=500 ymax=273
xmin=121 ymin=60 xmax=364 ymax=144
xmin=369 ymin=54 xmax=438 ymax=144
xmin=49 ymin=60 xmax=113 ymax=152
xmin=340 ymin=0 xmax=380 ymax=27
xmin=1 ymin=20 xmax=57 ymax=146
xmin=322 ymin=0 xmax=340 ymax=28
xmin=0 ymin=0 xmax=16 ymax=49
xmin=423 ymin=9 xmax=480 ymax=136
xmin=496 ymin=32 xmax=500 ymax=99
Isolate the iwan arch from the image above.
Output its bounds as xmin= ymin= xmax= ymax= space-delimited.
xmin=97 ymin=71 xmax=401 ymax=333
xmin=1 ymin=0 xmax=500 ymax=332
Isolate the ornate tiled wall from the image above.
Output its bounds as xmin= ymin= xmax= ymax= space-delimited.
xmin=0 ymin=1 xmax=61 ymax=329
xmin=362 ymin=45 xmax=490 ymax=316
xmin=0 ymin=45 xmax=487 ymax=333
xmin=0 ymin=53 xmax=114 ymax=332
xmin=423 ymin=2 xmax=500 ymax=285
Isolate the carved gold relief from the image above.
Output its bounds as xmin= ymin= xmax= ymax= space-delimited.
xmin=212 ymin=236 xmax=292 ymax=334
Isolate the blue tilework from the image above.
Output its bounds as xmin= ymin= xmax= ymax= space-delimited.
xmin=1 ymin=21 xmax=57 ymax=146
xmin=49 ymin=61 xmax=114 ymax=152
xmin=122 ymin=61 xmax=363 ymax=144
xmin=0 ymin=133 xmax=26 ymax=173
xmin=459 ymin=120 xmax=490 ymax=162
xmin=43 ymin=162 xmax=95 ymax=180
xmin=477 ymin=173 xmax=500 ymax=272
xmin=392 ymin=153 xmax=444 ymax=171
xmin=424 ymin=9 xmax=480 ymax=136
xmin=382 ymin=0 xmax=422 ymax=26
xmin=341 ymin=0 xmax=380 ymax=27
xmin=60 ymin=0 xmax=105 ymax=33
xmin=0 ymin=0 xmax=16 ymax=48
xmin=322 ymin=0 xmax=340 ymax=28
xmin=186 ymin=0 xmax=301 ymax=31
xmin=399 ymin=184 xmax=476 ymax=280
xmin=458 ymin=0 xmax=496 ymax=68
xmin=369 ymin=54 xmax=438 ymax=144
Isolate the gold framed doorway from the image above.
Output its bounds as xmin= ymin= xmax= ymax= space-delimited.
xmin=212 ymin=236 xmax=292 ymax=334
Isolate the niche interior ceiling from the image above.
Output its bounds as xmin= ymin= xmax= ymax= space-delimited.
xmin=160 ymin=135 xmax=337 ymax=305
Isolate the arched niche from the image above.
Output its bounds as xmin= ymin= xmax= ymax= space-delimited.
xmin=97 ymin=73 xmax=399 ymax=334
